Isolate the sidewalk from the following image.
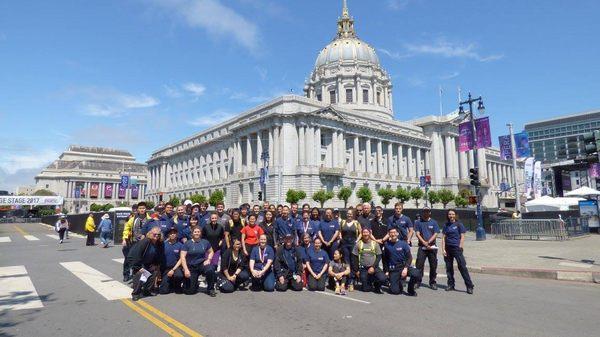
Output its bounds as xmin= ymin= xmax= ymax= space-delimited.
xmin=418 ymin=233 xmax=600 ymax=283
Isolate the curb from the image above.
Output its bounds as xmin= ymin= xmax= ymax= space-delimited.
xmin=469 ymin=266 xmax=600 ymax=284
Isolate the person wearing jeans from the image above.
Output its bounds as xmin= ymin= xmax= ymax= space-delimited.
xmin=442 ymin=209 xmax=474 ymax=294
xmin=249 ymin=234 xmax=275 ymax=292
xmin=181 ymin=227 xmax=217 ymax=297
xmin=85 ymin=213 xmax=96 ymax=246
xmin=97 ymin=213 xmax=112 ymax=248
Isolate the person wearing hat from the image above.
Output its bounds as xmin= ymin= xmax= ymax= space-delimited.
xmin=273 ymin=234 xmax=303 ymax=292
xmin=55 ymin=215 xmax=69 ymax=244
xmin=184 ymin=199 xmax=193 ymax=215
xmin=85 ymin=213 xmax=96 ymax=246
xmin=414 ymin=206 xmax=440 ymax=290
xmin=159 ymin=227 xmax=184 ymax=294
xmin=97 ymin=213 xmax=113 ymax=248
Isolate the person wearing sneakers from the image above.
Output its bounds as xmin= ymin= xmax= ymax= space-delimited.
xmin=85 ymin=213 xmax=96 ymax=246
xmin=352 ymin=228 xmax=386 ymax=293
xmin=328 ymin=249 xmax=350 ymax=295
xmin=442 ymin=209 xmax=474 ymax=294
xmin=128 ymin=227 xmax=164 ymax=301
xmin=97 ymin=213 xmax=113 ymax=248
xmin=55 ymin=215 xmax=69 ymax=244
xmin=305 ymin=238 xmax=330 ymax=291
xmin=414 ymin=207 xmax=440 ymax=290
xmin=385 ymin=227 xmax=421 ymax=296
xmin=273 ymin=234 xmax=303 ymax=292
xmin=181 ymin=226 xmax=217 ymax=297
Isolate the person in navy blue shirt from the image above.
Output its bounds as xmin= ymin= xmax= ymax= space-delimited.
xmin=384 ymin=227 xmax=421 ymax=296
xmin=275 ymin=206 xmax=296 ymax=246
xmin=386 ymin=202 xmax=413 ymax=243
xmin=274 ymin=234 xmax=304 ymax=292
xmin=195 ymin=202 xmax=210 ymax=229
xmin=415 ymin=207 xmax=440 ymax=289
xmin=442 ymin=209 xmax=474 ymax=294
xmin=318 ymin=208 xmax=340 ymax=260
xmin=249 ymin=234 xmax=275 ymax=292
xmin=127 ymin=227 xmax=164 ymax=301
xmin=306 ymin=238 xmax=330 ymax=291
xmin=159 ymin=227 xmax=184 ymax=294
xmin=171 ymin=206 xmax=191 ymax=243
xmin=296 ymin=210 xmax=318 ymax=242
xmin=289 ymin=203 xmax=301 ymax=223
xmin=180 ymin=227 xmax=217 ymax=297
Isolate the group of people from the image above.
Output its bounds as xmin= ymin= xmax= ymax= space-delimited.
xmin=84 ymin=213 xmax=113 ymax=248
xmin=120 ymin=200 xmax=475 ymax=301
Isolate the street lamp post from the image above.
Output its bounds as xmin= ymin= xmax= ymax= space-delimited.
xmin=459 ymin=92 xmax=486 ymax=241
xmin=260 ymin=151 xmax=269 ymax=201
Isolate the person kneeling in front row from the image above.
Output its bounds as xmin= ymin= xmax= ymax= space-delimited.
xmin=159 ymin=227 xmax=184 ymax=294
xmin=385 ymin=227 xmax=421 ymax=296
xmin=181 ymin=227 xmax=217 ymax=297
xmin=249 ymin=234 xmax=275 ymax=292
xmin=306 ymin=238 xmax=330 ymax=291
xmin=128 ymin=227 xmax=163 ymax=301
xmin=274 ymin=234 xmax=304 ymax=292
xmin=219 ymin=238 xmax=250 ymax=293
xmin=352 ymin=228 xmax=386 ymax=293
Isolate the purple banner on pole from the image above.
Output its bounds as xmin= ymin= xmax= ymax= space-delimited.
xmin=458 ymin=121 xmax=474 ymax=152
xmin=131 ymin=185 xmax=139 ymax=199
xmin=498 ymin=135 xmax=513 ymax=160
xmin=590 ymin=163 xmax=600 ymax=178
xmin=475 ymin=117 xmax=492 ymax=149
xmin=104 ymin=184 xmax=113 ymax=199
xmin=118 ymin=185 xmax=126 ymax=199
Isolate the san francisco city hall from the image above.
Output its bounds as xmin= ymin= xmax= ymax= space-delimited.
xmin=146 ymin=2 xmax=521 ymax=208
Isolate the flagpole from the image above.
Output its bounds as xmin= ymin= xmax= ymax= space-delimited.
xmin=507 ymin=123 xmax=521 ymax=213
xmin=439 ymin=85 xmax=443 ymax=116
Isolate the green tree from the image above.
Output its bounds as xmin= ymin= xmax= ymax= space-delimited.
xmin=190 ymin=194 xmax=207 ymax=205
xmin=116 ymin=202 xmax=128 ymax=207
xmin=286 ymin=189 xmax=306 ymax=204
xmin=209 ymin=190 xmax=224 ymax=207
xmin=102 ymin=203 xmax=115 ymax=212
xmin=312 ymin=190 xmax=334 ymax=208
xmin=438 ymin=189 xmax=456 ymax=208
xmin=33 ymin=189 xmax=55 ymax=196
xmin=395 ymin=186 xmax=411 ymax=203
xmin=377 ymin=188 xmax=395 ymax=208
xmin=410 ymin=188 xmax=424 ymax=208
xmin=427 ymin=190 xmax=440 ymax=208
xmin=337 ymin=187 xmax=352 ymax=208
xmin=454 ymin=196 xmax=468 ymax=208
xmin=89 ymin=203 xmax=100 ymax=212
xmin=144 ymin=201 xmax=156 ymax=210
xmin=168 ymin=196 xmax=181 ymax=207
xmin=458 ymin=188 xmax=471 ymax=199
xmin=356 ymin=186 xmax=372 ymax=203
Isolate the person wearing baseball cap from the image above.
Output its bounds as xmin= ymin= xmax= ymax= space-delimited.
xmin=159 ymin=227 xmax=184 ymax=294
xmin=273 ymin=234 xmax=303 ymax=292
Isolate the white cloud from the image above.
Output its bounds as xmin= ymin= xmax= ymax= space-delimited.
xmin=182 ymin=82 xmax=206 ymax=97
xmin=188 ymin=109 xmax=236 ymax=127
xmin=386 ymin=0 xmax=412 ymax=10
xmin=0 ymin=149 xmax=59 ymax=175
xmin=440 ymin=71 xmax=460 ymax=80
xmin=149 ymin=0 xmax=261 ymax=54
xmin=119 ymin=93 xmax=159 ymax=108
xmin=70 ymin=87 xmax=159 ymax=117
xmin=380 ymin=39 xmax=504 ymax=63
xmin=164 ymin=84 xmax=183 ymax=98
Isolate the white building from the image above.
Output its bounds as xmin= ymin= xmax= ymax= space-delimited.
xmin=16 ymin=185 xmax=36 ymax=195
xmin=35 ymin=145 xmax=148 ymax=213
xmin=146 ymin=2 xmax=521 ymax=209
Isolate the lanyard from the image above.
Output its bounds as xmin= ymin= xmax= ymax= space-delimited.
xmin=303 ymin=221 xmax=310 ymax=234
xmin=259 ymin=247 xmax=266 ymax=264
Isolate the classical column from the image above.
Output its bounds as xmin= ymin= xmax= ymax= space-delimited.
xmin=353 ymin=135 xmax=360 ymax=172
xmin=298 ymin=126 xmax=305 ymax=165
xmin=338 ymin=131 xmax=345 ymax=169
xmin=314 ymin=126 xmax=321 ymax=167
xmin=416 ymin=148 xmax=422 ymax=176
xmin=387 ymin=142 xmax=394 ymax=175
xmin=444 ymin=136 xmax=452 ymax=178
xmin=268 ymin=129 xmax=274 ymax=168
xmin=407 ymin=146 xmax=413 ymax=178
xmin=305 ymin=125 xmax=314 ymax=166
xmin=458 ymin=149 xmax=467 ymax=180
xmin=425 ymin=150 xmax=431 ymax=172
xmin=376 ymin=140 xmax=383 ymax=174
xmin=331 ymin=129 xmax=338 ymax=168
xmin=450 ymin=137 xmax=459 ymax=178
xmin=273 ymin=126 xmax=280 ymax=167
xmin=397 ymin=144 xmax=404 ymax=177
xmin=256 ymin=130 xmax=263 ymax=169
xmin=365 ymin=138 xmax=371 ymax=172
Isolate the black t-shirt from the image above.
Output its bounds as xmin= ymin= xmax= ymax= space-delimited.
xmin=226 ymin=220 xmax=244 ymax=242
xmin=202 ymin=222 xmax=225 ymax=251
xmin=260 ymin=222 xmax=276 ymax=248
xmin=220 ymin=248 xmax=247 ymax=275
xmin=370 ymin=217 xmax=388 ymax=240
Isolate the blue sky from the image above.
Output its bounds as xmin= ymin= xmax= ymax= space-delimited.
xmin=1 ymin=0 xmax=599 ymax=192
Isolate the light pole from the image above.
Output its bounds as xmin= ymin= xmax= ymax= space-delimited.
xmin=507 ymin=123 xmax=522 ymax=214
xmin=459 ymin=92 xmax=486 ymax=241
xmin=260 ymin=151 xmax=269 ymax=201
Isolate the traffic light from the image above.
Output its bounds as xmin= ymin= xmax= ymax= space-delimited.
xmin=469 ymin=168 xmax=480 ymax=186
xmin=257 ymin=191 xmax=263 ymax=201
xmin=583 ymin=130 xmax=600 ymax=163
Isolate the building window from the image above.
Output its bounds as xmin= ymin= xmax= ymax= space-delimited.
xmin=377 ymin=91 xmax=381 ymax=105
xmin=330 ymin=90 xmax=336 ymax=104
xmin=363 ymin=89 xmax=369 ymax=103
xmin=316 ymin=92 xmax=322 ymax=101
xmin=346 ymin=89 xmax=353 ymax=103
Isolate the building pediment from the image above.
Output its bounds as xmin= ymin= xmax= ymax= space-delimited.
xmin=312 ymin=106 xmax=347 ymax=121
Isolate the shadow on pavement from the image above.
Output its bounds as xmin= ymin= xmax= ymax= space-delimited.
xmin=538 ymin=256 xmax=598 ymax=266
xmin=0 ymin=292 xmax=54 ymax=337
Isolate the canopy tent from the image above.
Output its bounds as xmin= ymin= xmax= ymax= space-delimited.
xmin=564 ymin=186 xmax=600 ymax=197
xmin=524 ymin=196 xmax=584 ymax=212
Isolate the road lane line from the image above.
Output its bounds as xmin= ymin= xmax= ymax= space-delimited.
xmin=138 ymin=300 xmax=204 ymax=337
xmin=113 ymin=258 xmax=125 ymax=264
xmin=313 ymin=290 xmax=370 ymax=304
xmin=121 ymin=299 xmax=184 ymax=337
xmin=0 ymin=266 xmax=44 ymax=311
xmin=46 ymin=234 xmax=60 ymax=240
xmin=60 ymin=261 xmax=132 ymax=300
xmin=13 ymin=225 xmax=29 ymax=235
xmin=0 ymin=236 xmax=11 ymax=243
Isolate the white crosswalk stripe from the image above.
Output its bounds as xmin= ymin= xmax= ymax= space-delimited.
xmin=112 ymin=258 xmax=124 ymax=264
xmin=0 ymin=236 xmax=11 ymax=243
xmin=46 ymin=234 xmax=60 ymax=240
xmin=0 ymin=265 xmax=44 ymax=311
xmin=23 ymin=235 xmax=40 ymax=241
xmin=60 ymin=261 xmax=131 ymax=300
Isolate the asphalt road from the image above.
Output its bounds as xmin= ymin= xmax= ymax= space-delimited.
xmin=1 ymin=222 xmax=599 ymax=337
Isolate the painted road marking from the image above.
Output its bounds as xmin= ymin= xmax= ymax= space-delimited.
xmin=137 ymin=300 xmax=204 ymax=337
xmin=314 ymin=290 xmax=371 ymax=304
xmin=559 ymin=262 xmax=593 ymax=269
xmin=24 ymin=235 xmax=40 ymax=241
xmin=46 ymin=234 xmax=60 ymax=240
xmin=121 ymin=299 xmax=184 ymax=337
xmin=113 ymin=258 xmax=125 ymax=264
xmin=69 ymin=233 xmax=85 ymax=239
xmin=0 ymin=236 xmax=11 ymax=243
xmin=60 ymin=261 xmax=132 ymax=300
xmin=0 ymin=265 xmax=44 ymax=311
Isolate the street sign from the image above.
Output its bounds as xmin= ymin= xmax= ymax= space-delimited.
xmin=419 ymin=176 xmax=426 ymax=187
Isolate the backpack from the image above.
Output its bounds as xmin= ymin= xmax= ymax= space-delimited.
xmin=357 ymin=240 xmax=377 ymax=266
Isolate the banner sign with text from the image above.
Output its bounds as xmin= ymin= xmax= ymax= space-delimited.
xmin=514 ymin=132 xmax=531 ymax=158
xmin=458 ymin=121 xmax=474 ymax=152
xmin=533 ymin=160 xmax=542 ymax=199
xmin=104 ymin=184 xmax=113 ymax=198
xmin=131 ymin=184 xmax=139 ymax=199
xmin=590 ymin=163 xmax=600 ymax=178
xmin=118 ymin=185 xmax=127 ymax=198
xmin=524 ymin=157 xmax=534 ymax=198
xmin=120 ymin=175 xmax=129 ymax=189
xmin=0 ymin=196 xmax=64 ymax=206
xmin=90 ymin=182 xmax=99 ymax=198
xmin=498 ymin=135 xmax=512 ymax=160
xmin=475 ymin=117 xmax=492 ymax=149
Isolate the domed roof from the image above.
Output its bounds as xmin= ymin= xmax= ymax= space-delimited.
xmin=315 ymin=37 xmax=380 ymax=68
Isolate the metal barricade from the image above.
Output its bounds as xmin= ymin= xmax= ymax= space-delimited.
xmin=563 ymin=217 xmax=590 ymax=237
xmin=491 ymin=219 xmax=571 ymax=241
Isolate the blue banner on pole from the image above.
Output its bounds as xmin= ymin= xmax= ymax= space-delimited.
xmin=120 ymin=175 xmax=129 ymax=189
xmin=419 ymin=176 xmax=426 ymax=187
xmin=498 ymin=135 xmax=512 ymax=160
xmin=514 ymin=132 xmax=531 ymax=158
